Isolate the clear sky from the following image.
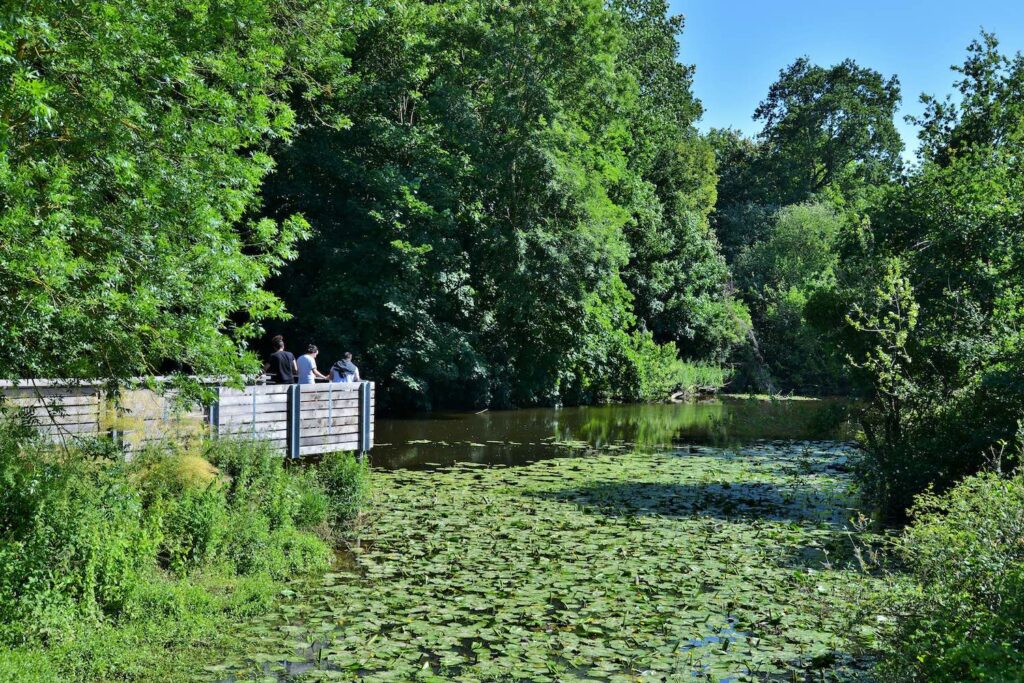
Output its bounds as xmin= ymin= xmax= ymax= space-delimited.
xmin=672 ymin=0 xmax=1024 ymax=158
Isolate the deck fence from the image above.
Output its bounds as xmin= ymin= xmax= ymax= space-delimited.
xmin=0 ymin=379 xmax=374 ymax=458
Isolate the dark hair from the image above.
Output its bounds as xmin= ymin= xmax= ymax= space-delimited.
xmin=272 ymin=335 xmax=284 ymax=350
xmin=343 ymin=352 xmax=353 ymax=360
xmin=307 ymin=344 xmax=319 ymax=354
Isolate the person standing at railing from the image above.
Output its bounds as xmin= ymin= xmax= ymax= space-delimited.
xmin=297 ymin=345 xmax=329 ymax=384
xmin=330 ymin=352 xmax=361 ymax=383
xmin=264 ymin=335 xmax=297 ymax=384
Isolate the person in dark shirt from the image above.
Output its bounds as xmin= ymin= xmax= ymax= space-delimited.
xmin=264 ymin=335 xmax=297 ymax=384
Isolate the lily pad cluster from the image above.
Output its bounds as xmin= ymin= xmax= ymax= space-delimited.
xmin=213 ymin=441 xmax=880 ymax=682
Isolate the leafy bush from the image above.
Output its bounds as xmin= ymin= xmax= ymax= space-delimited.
xmin=877 ymin=471 xmax=1024 ymax=681
xmin=0 ymin=426 xmax=159 ymax=627
xmin=317 ymin=452 xmax=371 ymax=526
xmin=0 ymin=425 xmax=368 ymax=680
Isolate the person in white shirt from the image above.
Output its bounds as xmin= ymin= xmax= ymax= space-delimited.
xmin=296 ymin=344 xmax=329 ymax=384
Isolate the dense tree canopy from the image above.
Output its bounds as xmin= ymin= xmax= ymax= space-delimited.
xmin=0 ymin=0 xmax=356 ymax=392
xmin=811 ymin=34 xmax=1024 ymax=514
xmin=265 ymin=0 xmax=740 ymax=410
xmin=708 ymin=57 xmax=903 ymax=394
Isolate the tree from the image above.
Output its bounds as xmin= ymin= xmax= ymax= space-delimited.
xmin=612 ymin=0 xmax=744 ymax=362
xmin=0 ymin=0 xmax=352 ymax=393
xmin=709 ymin=58 xmax=903 ymax=394
xmin=754 ymin=57 xmax=903 ymax=204
xmin=811 ymin=34 xmax=1024 ymax=515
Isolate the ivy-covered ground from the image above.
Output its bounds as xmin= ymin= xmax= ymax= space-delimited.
xmin=212 ymin=442 xmax=882 ymax=682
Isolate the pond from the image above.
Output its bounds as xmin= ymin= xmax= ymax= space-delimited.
xmin=210 ymin=398 xmax=882 ymax=682
xmin=370 ymin=397 xmax=854 ymax=469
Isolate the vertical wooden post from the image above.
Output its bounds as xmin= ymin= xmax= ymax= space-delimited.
xmin=287 ymin=384 xmax=302 ymax=459
xmin=358 ymin=381 xmax=372 ymax=458
xmin=208 ymin=386 xmax=221 ymax=439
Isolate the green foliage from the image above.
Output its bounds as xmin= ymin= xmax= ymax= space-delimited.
xmin=212 ymin=441 xmax=877 ymax=681
xmin=732 ymin=202 xmax=849 ymax=393
xmin=264 ymin=0 xmax=739 ymax=410
xmin=0 ymin=0 xmax=333 ymax=393
xmin=710 ymin=58 xmax=902 ymax=396
xmin=0 ymin=428 xmax=159 ymax=628
xmin=754 ymin=58 xmax=903 ymax=203
xmin=317 ymin=452 xmax=371 ymax=527
xmin=0 ymin=424 xmax=366 ymax=680
xmin=814 ymin=34 xmax=1024 ymax=516
xmin=877 ymin=471 xmax=1024 ymax=681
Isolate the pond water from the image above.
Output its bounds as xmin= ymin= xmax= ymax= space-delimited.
xmin=370 ymin=397 xmax=853 ymax=469
xmin=211 ymin=399 xmax=881 ymax=683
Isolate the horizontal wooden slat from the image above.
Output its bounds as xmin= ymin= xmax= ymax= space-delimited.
xmin=299 ymin=407 xmax=359 ymax=420
xmin=217 ymin=412 xmax=287 ymax=423
xmin=113 ymin=405 xmax=203 ymax=418
xmin=218 ymin=385 xmax=291 ymax=398
xmin=2 ymin=397 xmax=99 ymax=410
xmin=298 ymin=416 xmax=359 ymax=429
xmin=217 ymin=418 xmax=286 ymax=429
xmin=0 ymin=386 xmax=99 ymax=398
xmin=219 ymin=427 xmax=288 ymax=439
xmin=295 ymin=399 xmax=362 ymax=412
xmin=300 ymin=441 xmax=360 ymax=456
xmin=299 ymin=425 xmax=359 ymax=438
xmin=298 ymin=383 xmax=363 ymax=394
xmin=36 ymin=422 xmax=100 ymax=435
xmin=217 ymin=393 xmax=289 ymax=407
xmin=32 ymin=422 xmax=101 ymax=434
xmin=300 ymin=431 xmax=361 ymax=446
xmin=218 ymin=404 xmax=288 ymax=418
xmin=10 ymin=404 xmax=99 ymax=417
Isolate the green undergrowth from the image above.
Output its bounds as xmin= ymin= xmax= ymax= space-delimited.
xmin=214 ymin=441 xmax=884 ymax=682
xmin=870 ymin=470 xmax=1024 ymax=681
xmin=668 ymin=361 xmax=730 ymax=397
xmin=0 ymin=419 xmax=369 ymax=682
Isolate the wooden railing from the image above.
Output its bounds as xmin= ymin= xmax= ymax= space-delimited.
xmin=0 ymin=379 xmax=374 ymax=458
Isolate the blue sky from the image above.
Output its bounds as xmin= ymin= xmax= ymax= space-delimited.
xmin=671 ymin=0 xmax=1024 ymax=158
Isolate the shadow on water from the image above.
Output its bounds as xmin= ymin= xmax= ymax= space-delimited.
xmin=532 ymin=480 xmax=851 ymax=526
xmin=371 ymin=397 xmax=853 ymax=469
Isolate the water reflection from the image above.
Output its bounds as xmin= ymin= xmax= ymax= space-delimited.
xmin=371 ymin=397 xmax=851 ymax=469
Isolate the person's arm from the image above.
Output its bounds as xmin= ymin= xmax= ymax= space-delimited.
xmin=313 ymin=362 xmax=329 ymax=380
xmin=353 ymin=367 xmax=361 ymax=382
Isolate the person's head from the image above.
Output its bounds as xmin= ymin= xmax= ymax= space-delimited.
xmin=272 ymin=335 xmax=285 ymax=351
xmin=343 ymin=352 xmax=353 ymax=361
xmin=307 ymin=344 xmax=319 ymax=357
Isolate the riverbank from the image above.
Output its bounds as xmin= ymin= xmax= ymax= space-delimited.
xmin=0 ymin=425 xmax=370 ymax=683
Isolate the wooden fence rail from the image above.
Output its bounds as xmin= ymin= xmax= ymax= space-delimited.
xmin=0 ymin=380 xmax=374 ymax=458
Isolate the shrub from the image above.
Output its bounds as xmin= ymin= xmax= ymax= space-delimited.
xmin=157 ymin=487 xmax=228 ymax=575
xmin=292 ymin=468 xmax=331 ymax=530
xmin=0 ymin=426 xmax=158 ymax=626
xmin=877 ymin=471 xmax=1024 ymax=681
xmin=0 ymin=648 xmax=59 ymax=683
xmin=317 ymin=452 xmax=371 ymax=525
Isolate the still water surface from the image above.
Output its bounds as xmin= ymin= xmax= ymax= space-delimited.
xmin=370 ymin=397 xmax=852 ymax=469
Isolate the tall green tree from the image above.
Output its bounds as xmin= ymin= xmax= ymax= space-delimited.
xmin=0 ymin=0 xmax=356 ymax=391
xmin=611 ymin=0 xmax=744 ymax=362
xmin=811 ymin=34 xmax=1024 ymax=515
xmin=710 ymin=57 xmax=903 ymax=393
xmin=754 ymin=57 xmax=903 ymax=204
xmin=266 ymin=0 xmax=656 ymax=410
